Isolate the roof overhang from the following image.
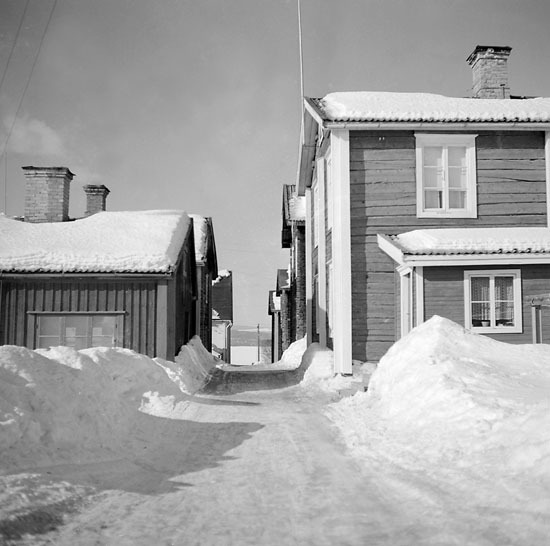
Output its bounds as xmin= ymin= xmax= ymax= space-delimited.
xmin=297 ymin=100 xmax=325 ymax=195
xmin=377 ymin=233 xmax=550 ymax=268
xmin=324 ymin=121 xmax=550 ymax=131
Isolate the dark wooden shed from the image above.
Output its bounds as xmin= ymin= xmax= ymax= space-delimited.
xmin=0 ymin=210 xmax=196 ymax=361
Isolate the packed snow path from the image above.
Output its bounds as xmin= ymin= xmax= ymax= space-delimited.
xmin=3 ymin=370 xmax=407 ymax=546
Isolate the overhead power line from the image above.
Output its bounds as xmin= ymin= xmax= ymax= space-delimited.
xmin=0 ymin=0 xmax=31 ymax=95
xmin=1 ymin=0 xmax=58 ymax=214
xmin=1 ymin=0 xmax=58 ymax=160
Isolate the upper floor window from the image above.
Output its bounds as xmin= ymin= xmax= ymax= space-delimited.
xmin=416 ymin=134 xmax=477 ymax=218
xmin=464 ymin=270 xmax=522 ymax=334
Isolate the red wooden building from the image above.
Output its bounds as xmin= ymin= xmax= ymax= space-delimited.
xmin=296 ymin=46 xmax=550 ymax=373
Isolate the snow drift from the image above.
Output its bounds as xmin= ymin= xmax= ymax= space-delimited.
xmin=330 ymin=315 xmax=550 ymax=483
xmin=0 ymin=337 xmax=217 ymax=472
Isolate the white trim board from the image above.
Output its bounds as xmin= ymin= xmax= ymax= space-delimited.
xmin=331 ymin=129 xmax=353 ymax=375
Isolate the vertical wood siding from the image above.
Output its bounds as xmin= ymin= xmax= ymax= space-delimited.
xmin=350 ymin=130 xmax=547 ymax=361
xmin=0 ymin=277 xmax=158 ymax=355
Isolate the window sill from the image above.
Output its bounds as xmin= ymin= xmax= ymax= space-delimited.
xmin=417 ymin=210 xmax=477 ymax=219
xmin=470 ymin=326 xmax=523 ymax=334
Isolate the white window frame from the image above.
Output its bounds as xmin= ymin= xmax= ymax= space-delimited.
xmin=464 ymin=269 xmax=522 ymax=334
xmin=416 ymin=133 xmax=478 ymax=218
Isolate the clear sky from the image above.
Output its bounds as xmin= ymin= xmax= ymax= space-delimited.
xmin=1 ymin=0 xmax=550 ymax=327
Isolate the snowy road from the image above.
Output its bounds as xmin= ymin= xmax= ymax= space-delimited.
xmin=4 ymin=371 xmax=407 ymax=546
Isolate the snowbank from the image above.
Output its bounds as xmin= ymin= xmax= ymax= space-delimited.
xmin=329 ymin=315 xmax=550 ymax=487
xmin=299 ymin=343 xmax=366 ymax=393
xmin=0 ymin=337 xmax=217 ymax=472
xmin=220 ymin=336 xmax=307 ymax=372
xmin=159 ymin=335 xmax=218 ymax=394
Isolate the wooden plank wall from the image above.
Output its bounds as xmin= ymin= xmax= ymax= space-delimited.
xmin=424 ymin=265 xmax=550 ymax=344
xmin=0 ymin=278 xmax=158 ymax=356
xmin=349 ymin=130 xmax=547 ymax=361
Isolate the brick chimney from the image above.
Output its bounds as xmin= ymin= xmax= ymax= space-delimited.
xmin=83 ymin=184 xmax=110 ymax=216
xmin=22 ymin=166 xmax=74 ymax=223
xmin=467 ymin=45 xmax=512 ymax=99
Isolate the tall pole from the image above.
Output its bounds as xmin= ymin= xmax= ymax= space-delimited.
xmin=297 ymin=0 xmax=304 ymax=109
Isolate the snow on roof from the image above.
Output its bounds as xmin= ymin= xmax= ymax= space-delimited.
xmin=212 ymin=269 xmax=231 ymax=285
xmin=189 ymin=214 xmax=209 ymax=262
xmin=0 ymin=210 xmax=191 ymax=273
xmin=392 ymin=227 xmax=550 ymax=256
xmin=312 ymin=92 xmax=550 ymax=123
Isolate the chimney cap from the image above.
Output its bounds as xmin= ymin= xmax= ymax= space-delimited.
xmin=22 ymin=166 xmax=75 ymax=179
xmin=83 ymin=184 xmax=110 ymax=195
xmin=467 ymin=45 xmax=512 ymax=65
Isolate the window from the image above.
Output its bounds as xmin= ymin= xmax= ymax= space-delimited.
xmin=34 ymin=313 xmax=123 ymax=349
xmin=416 ymin=134 xmax=477 ymax=218
xmin=464 ymin=270 xmax=522 ymax=333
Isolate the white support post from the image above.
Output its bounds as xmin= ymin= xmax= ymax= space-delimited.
xmin=398 ymin=265 xmax=413 ymax=337
xmin=331 ymin=129 xmax=353 ymax=375
xmin=414 ymin=266 xmax=424 ymax=327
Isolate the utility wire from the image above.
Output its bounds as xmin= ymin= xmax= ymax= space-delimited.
xmin=1 ymin=0 xmax=58 ymax=160
xmin=0 ymin=0 xmax=31 ymax=95
xmin=1 ymin=0 xmax=57 ymax=213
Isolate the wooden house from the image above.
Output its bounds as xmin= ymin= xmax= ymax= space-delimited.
xmin=296 ymin=45 xmax=550 ymax=374
xmin=0 ymin=166 xmax=197 ymax=361
xmin=281 ymin=185 xmax=307 ymax=344
xmin=212 ymin=270 xmax=233 ymax=362
xmin=267 ymin=289 xmax=281 ymax=362
xmin=190 ymin=215 xmax=218 ymax=351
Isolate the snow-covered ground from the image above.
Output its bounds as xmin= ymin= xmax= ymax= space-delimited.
xmin=1 ymin=318 xmax=549 ymax=545
xmin=328 ymin=316 xmax=550 ymax=545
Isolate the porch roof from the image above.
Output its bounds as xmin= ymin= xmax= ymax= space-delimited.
xmin=378 ymin=227 xmax=550 ymax=267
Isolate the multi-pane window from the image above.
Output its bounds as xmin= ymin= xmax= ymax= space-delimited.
xmin=416 ymin=134 xmax=477 ymax=218
xmin=464 ymin=270 xmax=522 ymax=333
xmin=35 ymin=314 xmax=122 ymax=349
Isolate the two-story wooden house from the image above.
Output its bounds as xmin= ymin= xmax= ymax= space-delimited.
xmin=297 ymin=45 xmax=550 ymax=374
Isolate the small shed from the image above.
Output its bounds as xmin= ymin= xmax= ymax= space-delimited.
xmin=0 ymin=210 xmax=196 ymax=360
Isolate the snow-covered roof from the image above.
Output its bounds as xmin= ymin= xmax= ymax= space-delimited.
xmin=309 ymin=92 xmax=550 ymax=124
xmin=0 ymin=210 xmax=191 ymax=273
xmin=189 ymin=214 xmax=209 ymax=262
xmin=391 ymin=227 xmax=550 ymax=256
